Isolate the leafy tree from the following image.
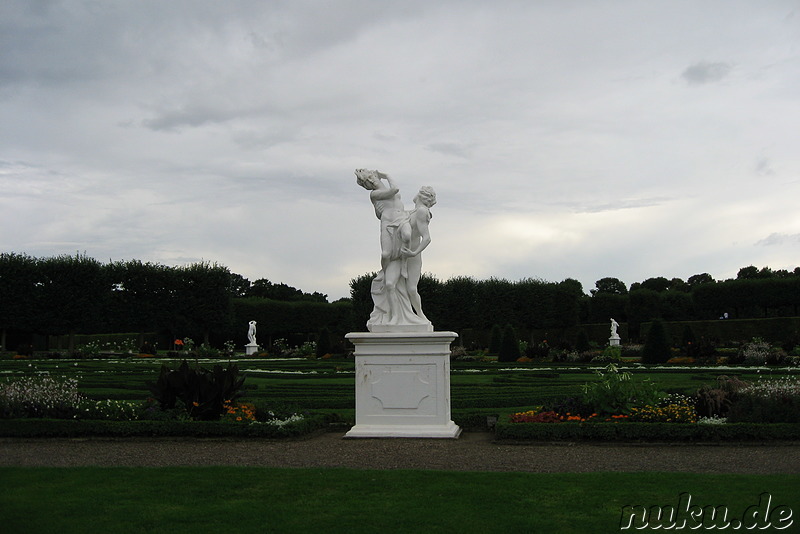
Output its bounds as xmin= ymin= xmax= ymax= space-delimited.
xmin=228 ymin=273 xmax=251 ymax=297
xmin=175 ymin=262 xmax=233 ymax=344
xmin=105 ymin=260 xmax=179 ymax=336
xmin=591 ymin=277 xmax=627 ymax=295
xmin=0 ymin=253 xmax=38 ymax=350
xmin=438 ymin=276 xmax=479 ymax=331
xmin=669 ymin=278 xmax=689 ymax=292
xmin=349 ymin=272 xmax=376 ymax=330
xmin=634 ymin=277 xmax=671 ymax=293
xmin=736 ymin=265 xmax=775 ymax=280
xmin=33 ymin=253 xmax=109 ymax=351
xmin=687 ymin=273 xmax=715 ymax=288
xmin=248 ymin=278 xmax=326 ymax=302
xmin=498 ymin=324 xmax=521 ymax=362
xmin=642 ymin=319 xmax=672 ymax=364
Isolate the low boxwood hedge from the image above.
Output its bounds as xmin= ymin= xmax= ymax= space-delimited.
xmin=495 ymin=421 xmax=800 ymax=442
xmin=0 ymin=414 xmax=330 ymax=439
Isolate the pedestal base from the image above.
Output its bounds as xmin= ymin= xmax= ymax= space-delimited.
xmin=344 ymin=331 xmax=460 ymax=439
xmin=345 ymin=421 xmax=461 ymax=439
xmin=245 ymin=343 xmax=259 ymax=356
xmin=609 ymin=336 xmax=621 ymax=347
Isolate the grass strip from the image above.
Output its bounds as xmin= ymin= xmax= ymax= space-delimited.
xmin=1 ymin=468 xmax=797 ymax=533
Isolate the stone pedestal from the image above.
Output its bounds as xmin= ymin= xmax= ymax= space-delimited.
xmin=609 ymin=335 xmax=621 ymax=347
xmin=344 ymin=331 xmax=461 ymax=438
xmin=245 ymin=343 xmax=259 ymax=356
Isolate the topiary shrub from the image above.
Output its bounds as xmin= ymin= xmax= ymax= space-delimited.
xmin=642 ymin=319 xmax=672 ymax=364
xmin=315 ymin=327 xmax=332 ymax=358
xmin=498 ymin=324 xmax=521 ymax=362
xmin=488 ymin=324 xmax=503 ymax=355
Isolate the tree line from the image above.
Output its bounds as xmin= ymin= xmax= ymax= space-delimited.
xmin=2 ymin=252 xmax=799 ymax=352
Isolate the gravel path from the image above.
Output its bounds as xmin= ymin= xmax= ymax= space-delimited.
xmin=2 ymin=433 xmax=799 ymax=473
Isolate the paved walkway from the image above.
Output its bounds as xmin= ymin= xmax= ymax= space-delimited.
xmin=2 ymin=433 xmax=799 ymax=473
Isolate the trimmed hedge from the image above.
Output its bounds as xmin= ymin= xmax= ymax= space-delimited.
xmin=0 ymin=415 xmax=329 ymax=439
xmin=495 ymin=421 xmax=800 ymax=442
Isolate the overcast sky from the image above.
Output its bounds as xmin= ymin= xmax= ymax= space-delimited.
xmin=1 ymin=1 xmax=798 ymax=301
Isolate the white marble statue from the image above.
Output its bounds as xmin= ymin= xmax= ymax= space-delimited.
xmin=247 ymin=320 xmax=257 ymax=345
xmin=610 ymin=318 xmax=619 ymax=338
xmin=356 ymin=169 xmax=435 ymax=332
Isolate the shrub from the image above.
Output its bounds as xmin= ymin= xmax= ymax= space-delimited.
xmin=590 ymin=345 xmax=621 ymax=363
xmin=498 ymin=324 xmax=521 ymax=363
xmin=525 ymin=340 xmax=550 ymax=360
xmin=628 ymin=393 xmax=697 ymax=423
xmin=197 ymin=343 xmax=220 ymax=358
xmin=695 ymin=375 xmax=748 ymax=418
xmin=642 ymin=319 xmax=672 ymax=364
xmin=731 ymin=337 xmax=787 ymax=365
xmin=580 ymin=364 xmax=664 ymax=415
xmin=727 ymin=377 xmax=800 ymax=423
xmin=0 ymin=376 xmax=81 ymax=419
xmin=146 ymin=360 xmax=246 ymax=421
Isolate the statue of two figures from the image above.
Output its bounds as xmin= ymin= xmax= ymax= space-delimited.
xmin=356 ymin=169 xmax=436 ymax=332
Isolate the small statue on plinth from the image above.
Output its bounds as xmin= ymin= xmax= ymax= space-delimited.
xmin=246 ymin=320 xmax=258 ymax=355
xmin=609 ymin=317 xmax=621 ymax=346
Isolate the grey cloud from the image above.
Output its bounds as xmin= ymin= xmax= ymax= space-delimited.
xmin=756 ymin=233 xmax=800 ymax=246
xmin=426 ymin=142 xmax=471 ymax=159
xmin=570 ymin=197 xmax=672 ymax=214
xmin=142 ymin=105 xmax=248 ymax=132
xmin=755 ymin=157 xmax=775 ymax=176
xmin=682 ymin=61 xmax=732 ymax=85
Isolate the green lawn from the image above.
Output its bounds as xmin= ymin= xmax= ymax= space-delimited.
xmin=1 ymin=468 xmax=797 ymax=533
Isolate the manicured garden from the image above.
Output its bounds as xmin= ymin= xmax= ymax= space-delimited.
xmin=3 ymin=343 xmax=800 ymax=532
xmin=2 ymin=338 xmax=799 ymax=441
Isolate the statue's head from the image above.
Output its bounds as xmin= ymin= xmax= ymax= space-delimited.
xmin=355 ymin=168 xmax=380 ymax=190
xmin=414 ymin=186 xmax=437 ymax=207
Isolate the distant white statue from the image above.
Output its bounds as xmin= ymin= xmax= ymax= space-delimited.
xmin=247 ymin=320 xmax=257 ymax=345
xmin=610 ymin=318 xmax=619 ymax=338
xmin=356 ymin=169 xmax=434 ymax=332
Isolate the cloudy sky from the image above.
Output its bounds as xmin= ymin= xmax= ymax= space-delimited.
xmin=1 ymin=1 xmax=798 ymax=301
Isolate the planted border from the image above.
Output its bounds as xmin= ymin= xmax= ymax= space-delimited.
xmin=0 ymin=414 xmax=329 ymax=439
